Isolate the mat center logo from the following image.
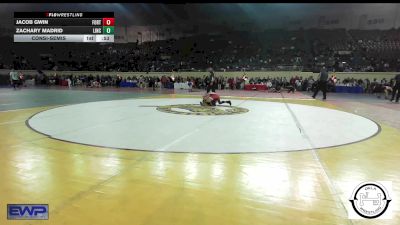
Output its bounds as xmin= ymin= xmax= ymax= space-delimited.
xmin=156 ymin=104 xmax=249 ymax=115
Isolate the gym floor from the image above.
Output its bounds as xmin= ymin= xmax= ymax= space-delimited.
xmin=0 ymin=87 xmax=399 ymax=225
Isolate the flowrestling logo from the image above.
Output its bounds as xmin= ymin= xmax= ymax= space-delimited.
xmin=348 ymin=181 xmax=392 ymax=219
xmin=7 ymin=204 xmax=49 ymax=220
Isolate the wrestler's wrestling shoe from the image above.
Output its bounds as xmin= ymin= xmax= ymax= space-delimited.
xmin=227 ymin=100 xmax=232 ymax=106
xmin=200 ymin=101 xmax=204 ymax=106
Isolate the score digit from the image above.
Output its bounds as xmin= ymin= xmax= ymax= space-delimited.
xmin=102 ymin=18 xmax=114 ymax=26
xmin=102 ymin=26 xmax=114 ymax=34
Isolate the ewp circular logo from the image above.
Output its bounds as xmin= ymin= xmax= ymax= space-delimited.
xmin=156 ymin=104 xmax=249 ymax=116
xmin=349 ymin=181 xmax=392 ymax=219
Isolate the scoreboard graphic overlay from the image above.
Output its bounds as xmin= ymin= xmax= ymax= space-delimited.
xmin=14 ymin=12 xmax=114 ymax=43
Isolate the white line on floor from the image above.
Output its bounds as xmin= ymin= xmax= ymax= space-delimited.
xmin=0 ymin=120 xmax=25 ymax=125
xmin=157 ymin=128 xmax=201 ymax=152
xmin=0 ymin=108 xmax=28 ymax=113
xmin=281 ymin=98 xmax=353 ymax=225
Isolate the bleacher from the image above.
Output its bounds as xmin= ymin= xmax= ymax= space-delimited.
xmin=1 ymin=29 xmax=400 ymax=73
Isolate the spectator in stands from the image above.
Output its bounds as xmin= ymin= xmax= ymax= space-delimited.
xmin=149 ymin=76 xmax=156 ymax=91
xmin=18 ymin=71 xmax=25 ymax=88
xmin=266 ymin=80 xmax=273 ymax=90
xmin=116 ymin=75 xmax=122 ymax=87
xmin=161 ymin=75 xmax=167 ymax=88
xmin=295 ymin=77 xmax=302 ymax=91
xmin=138 ymin=75 xmax=145 ymax=88
xmin=187 ymin=79 xmax=193 ymax=92
xmin=228 ymin=77 xmax=234 ymax=90
xmin=67 ymin=76 xmax=72 ymax=89
xmin=9 ymin=68 xmax=20 ymax=90
xmin=378 ymin=79 xmax=393 ymax=100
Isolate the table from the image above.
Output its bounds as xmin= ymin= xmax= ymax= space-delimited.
xmin=244 ymin=84 xmax=267 ymax=91
xmin=166 ymin=82 xmax=174 ymax=89
xmin=25 ymin=79 xmax=35 ymax=86
xmin=120 ymin=82 xmax=137 ymax=88
xmin=174 ymin=82 xmax=191 ymax=90
xmin=60 ymin=80 xmax=68 ymax=86
xmin=335 ymin=85 xmax=363 ymax=93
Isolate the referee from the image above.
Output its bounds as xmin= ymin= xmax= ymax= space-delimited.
xmin=390 ymin=73 xmax=400 ymax=103
xmin=312 ymin=66 xmax=329 ymax=100
xmin=206 ymin=70 xmax=216 ymax=93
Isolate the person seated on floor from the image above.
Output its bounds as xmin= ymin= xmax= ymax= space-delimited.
xmin=372 ymin=82 xmax=384 ymax=97
xmin=376 ymin=80 xmax=393 ymax=99
xmin=285 ymin=84 xmax=296 ymax=93
xmin=266 ymin=80 xmax=273 ymax=90
xmin=268 ymin=83 xmax=282 ymax=93
xmin=89 ymin=80 xmax=101 ymax=88
xmin=200 ymin=91 xmax=231 ymax=106
xmin=383 ymin=84 xmax=393 ymax=100
xmin=188 ymin=79 xmax=193 ymax=92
